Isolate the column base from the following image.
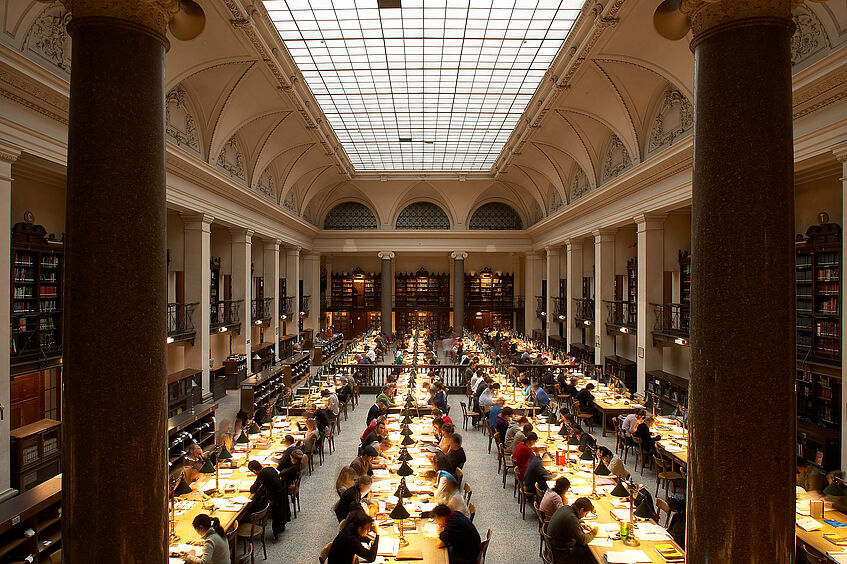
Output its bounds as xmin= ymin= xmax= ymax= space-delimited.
xmin=0 ymin=488 xmax=19 ymax=503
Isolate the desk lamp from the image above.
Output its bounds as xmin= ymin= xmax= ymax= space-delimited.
xmin=262 ymin=410 xmax=273 ymax=439
xmin=619 ymin=479 xmax=643 ymax=546
xmin=394 ymin=477 xmax=412 ymax=498
xmin=398 ymin=448 xmax=413 ymax=463
xmin=248 ymin=420 xmax=261 ymax=435
xmin=215 ymin=446 xmax=233 ymax=491
xmin=397 ymin=460 xmax=415 ymax=477
xmin=390 ymin=491 xmax=411 ymax=547
xmin=170 ymin=473 xmax=193 ymax=542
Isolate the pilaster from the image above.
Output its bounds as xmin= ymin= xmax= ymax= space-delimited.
xmin=545 ymin=246 xmax=561 ymax=345
xmin=594 ymin=229 xmax=617 ymax=365
xmin=263 ymin=239 xmax=281 ymax=361
xmin=634 ymin=215 xmax=665 ymax=394
xmin=230 ymin=228 xmax=253 ymax=371
xmin=182 ymin=212 xmax=213 ymax=397
xmin=565 ymin=239 xmax=584 ymax=349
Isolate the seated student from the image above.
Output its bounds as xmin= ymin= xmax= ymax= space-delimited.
xmin=478 ymin=382 xmax=501 ymax=410
xmin=335 ymin=475 xmax=374 ymax=522
xmin=327 ymin=510 xmax=380 ymax=564
xmin=512 ymin=432 xmax=539 ymax=481
xmin=376 ymin=385 xmax=396 ymax=408
xmin=336 ymin=376 xmax=352 ymax=404
xmin=434 ymin=472 xmax=471 ymax=518
xmin=797 ymin=458 xmax=827 ymax=493
xmin=179 ymin=513 xmax=230 ymax=564
xmin=431 ymin=407 xmax=453 ymax=426
xmin=446 ymin=433 xmax=466 ymax=471
xmin=360 ymin=420 xmax=387 ymax=455
xmin=547 ymin=497 xmax=599 ymax=563
xmin=633 ymin=415 xmax=661 ymax=454
xmin=302 ymin=419 xmax=320 ymax=455
xmin=597 ymin=446 xmax=629 ymax=480
xmin=432 ymin=504 xmax=482 ymax=564
xmin=306 ymin=404 xmax=330 ymax=437
xmin=183 ymin=442 xmax=210 ymax=484
xmin=565 ymin=377 xmax=579 ymax=398
xmin=506 ymin=420 xmax=532 ymax=454
xmin=520 ymin=376 xmax=532 ymax=399
xmin=247 ymin=460 xmax=289 ymax=539
xmin=350 ymin=446 xmax=379 ymax=478
xmin=438 ymin=423 xmax=456 ymax=454
xmin=322 ymin=388 xmax=340 ymax=423
xmin=429 ymin=382 xmax=448 ymax=413
xmin=336 ymin=466 xmax=358 ymax=497
xmin=524 ymin=451 xmax=553 ymax=495
xmin=361 ymin=414 xmax=385 ymax=444
xmin=575 ymin=383 xmax=595 ymax=411
xmin=276 ymin=435 xmax=299 ymax=473
xmin=531 ymin=382 xmax=550 ymax=411
xmin=621 ymin=409 xmax=646 ymax=437
xmin=487 ymin=397 xmax=506 ymax=432
xmin=233 ymin=408 xmax=250 ymax=438
xmin=540 ymin=477 xmax=571 ymax=521
xmin=572 ymin=425 xmax=596 ymax=455
xmin=366 ymin=397 xmax=389 ymax=425
xmin=494 ymin=406 xmax=513 ymax=444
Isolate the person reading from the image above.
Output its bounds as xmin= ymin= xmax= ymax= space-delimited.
xmin=179 ymin=513 xmax=230 ymax=564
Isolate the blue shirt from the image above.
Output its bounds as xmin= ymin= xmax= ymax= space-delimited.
xmin=534 ymin=388 xmax=550 ymax=408
xmin=488 ymin=405 xmax=502 ymax=428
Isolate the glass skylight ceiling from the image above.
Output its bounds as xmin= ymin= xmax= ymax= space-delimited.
xmin=263 ymin=0 xmax=583 ymax=171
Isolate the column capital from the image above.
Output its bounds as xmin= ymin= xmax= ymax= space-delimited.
xmin=592 ymin=228 xmax=617 ymax=244
xmin=286 ymin=246 xmax=301 ymax=256
xmin=545 ymin=246 xmax=561 ymax=256
xmin=564 ymin=239 xmax=584 ymax=251
xmin=229 ymin=227 xmax=254 ymax=242
xmin=0 ymin=140 xmax=22 ymax=164
xmin=378 ymin=251 xmax=395 ymax=260
xmin=633 ymin=213 xmax=667 ymax=231
xmin=263 ymin=239 xmax=282 ymax=251
xmin=450 ymin=251 xmax=468 ymax=260
xmin=63 ymin=0 xmax=180 ymax=41
xmin=180 ymin=212 xmax=214 ymax=230
xmin=832 ymin=142 xmax=847 ymax=164
xmin=679 ymin=0 xmax=796 ymax=45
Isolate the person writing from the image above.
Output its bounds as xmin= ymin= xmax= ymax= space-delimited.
xmin=597 ymin=446 xmax=629 ymax=480
xmin=327 ymin=510 xmax=380 ymax=564
xmin=512 ymin=432 xmax=539 ymax=481
xmin=434 ymin=471 xmax=470 ymax=517
xmin=432 ymin=504 xmax=481 ymax=564
xmin=633 ymin=415 xmax=661 ymax=454
xmin=335 ymin=475 xmax=374 ymax=522
xmin=247 ymin=460 xmax=289 ymax=539
xmin=180 ymin=513 xmax=230 ymax=564
xmin=539 ymin=477 xmax=571 ymax=521
xmin=547 ymin=497 xmax=599 ymax=563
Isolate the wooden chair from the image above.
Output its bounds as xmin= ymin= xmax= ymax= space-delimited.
xmin=487 ymin=425 xmax=497 ymax=454
xmin=235 ymin=506 xmax=269 ymax=563
xmin=288 ymin=469 xmax=303 ymax=518
xmin=468 ymin=501 xmax=477 ymax=522
xmin=499 ymin=443 xmax=515 ymax=488
xmin=532 ymin=501 xmax=546 ymax=557
xmin=801 ymin=544 xmax=828 ymax=564
xmin=454 ymin=467 xmax=463 ymax=487
xmin=573 ymin=400 xmax=594 ymax=433
xmin=631 ymin=436 xmax=644 ymax=473
xmin=326 ymin=426 xmax=336 ymax=455
xmin=318 ymin=542 xmax=333 ymax=564
xmin=612 ymin=417 xmax=624 ymax=455
xmin=655 ymin=497 xmax=673 ymax=527
xmin=519 ymin=482 xmax=536 ymax=520
xmin=460 ymin=401 xmax=479 ymax=431
xmin=237 ymin=543 xmax=253 ymax=564
xmin=653 ymin=454 xmax=683 ymax=496
xmin=475 ymin=529 xmax=492 ymax=564
xmin=340 ymin=400 xmax=348 ymax=422
xmin=463 ymin=481 xmax=473 ymax=505
xmin=226 ymin=520 xmax=239 ymax=564
xmin=48 ymin=550 xmax=62 ymax=564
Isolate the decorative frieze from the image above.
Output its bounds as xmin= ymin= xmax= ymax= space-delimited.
xmin=648 ymin=88 xmax=693 ymax=154
xmin=25 ymin=3 xmax=71 ymax=73
xmin=165 ymin=87 xmax=200 ymax=153
xmin=601 ymin=134 xmax=631 ymax=182
xmin=215 ymin=136 xmax=246 ymax=182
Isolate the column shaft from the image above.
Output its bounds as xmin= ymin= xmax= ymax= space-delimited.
xmin=231 ymin=229 xmax=253 ymax=370
xmin=379 ymin=252 xmax=394 ymax=336
xmin=264 ymin=240 xmax=281 ymax=361
xmin=594 ymin=230 xmax=616 ymax=365
xmin=0 ymin=144 xmax=20 ymax=503
xmin=635 ymin=216 xmax=664 ymax=393
xmin=183 ymin=214 xmax=212 ymax=396
xmin=304 ymin=252 xmax=321 ymax=334
xmin=63 ymin=16 xmax=169 ymax=562
xmin=545 ymin=247 xmax=561 ymax=345
xmin=687 ymin=17 xmax=795 ymax=562
xmin=452 ymin=252 xmax=466 ymax=334
xmin=565 ymin=241 xmax=584 ymax=348
xmin=524 ymin=253 xmax=542 ymax=336
xmin=286 ymin=248 xmax=300 ymax=339
xmin=834 ymin=146 xmax=847 ymax=471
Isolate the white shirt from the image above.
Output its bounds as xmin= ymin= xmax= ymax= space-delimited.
xmin=328 ymin=393 xmax=340 ymax=416
xmin=366 ymin=349 xmax=376 ymax=362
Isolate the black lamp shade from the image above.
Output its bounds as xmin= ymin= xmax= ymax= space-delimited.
xmin=634 ymin=499 xmax=654 ymax=519
xmin=610 ymin=482 xmax=629 ymax=497
xmin=390 ymin=499 xmax=410 ymax=520
xmin=217 ymin=446 xmax=233 ymax=461
xmin=401 ymin=435 xmax=415 ymax=446
xmin=397 ymin=461 xmax=415 ymax=476
xmin=594 ymin=461 xmax=612 ymax=476
xmin=580 ymin=449 xmax=594 ymax=461
xmin=199 ymin=459 xmax=215 ymax=474
xmin=248 ymin=421 xmax=261 ymax=434
xmin=568 ymin=435 xmax=580 ymax=446
xmin=394 ymin=477 xmax=412 ymax=498
xmin=173 ymin=478 xmax=193 ymax=496
xmin=824 ymin=481 xmax=845 ymax=496
xmin=236 ymin=431 xmax=249 ymax=444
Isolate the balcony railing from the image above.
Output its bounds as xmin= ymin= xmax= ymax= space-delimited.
xmin=251 ymin=298 xmax=273 ymax=323
xmin=465 ymin=295 xmax=520 ymax=308
xmin=394 ymin=296 xmax=450 ymax=308
xmin=536 ymin=296 xmax=545 ymax=318
xmin=605 ymin=300 xmax=636 ymax=330
xmin=300 ymin=295 xmax=311 ymax=316
xmin=167 ymin=302 xmax=197 ymax=341
xmin=210 ymin=300 xmax=241 ymax=332
xmin=653 ymin=303 xmax=690 ymax=339
xmin=280 ymin=296 xmax=294 ymax=319
xmin=552 ymin=297 xmax=567 ymax=320
xmin=573 ymin=298 xmax=595 ymax=322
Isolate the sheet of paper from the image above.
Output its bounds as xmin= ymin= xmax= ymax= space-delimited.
xmin=377 ymin=537 xmax=400 ymax=557
xmin=611 ymin=508 xmax=632 ymax=522
xmin=422 ymin=522 xmax=440 ymax=539
xmin=603 ymin=549 xmax=652 ymax=563
xmin=797 ymin=517 xmax=823 ymax=531
xmin=589 ymin=536 xmax=614 ymax=547
xmin=373 ymin=468 xmax=391 ymax=479
xmin=827 ymin=552 xmax=847 ymax=564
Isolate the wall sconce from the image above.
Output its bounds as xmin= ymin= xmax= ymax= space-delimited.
xmin=619 ymin=327 xmax=629 ymax=334
xmin=674 ymin=338 xmax=688 ymax=346
xmin=219 ymin=327 xmax=228 ymax=333
xmin=166 ymin=336 xmax=174 ymax=344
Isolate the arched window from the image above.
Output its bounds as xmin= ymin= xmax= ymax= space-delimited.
xmin=468 ymin=202 xmax=523 ymax=230
xmin=323 ymin=202 xmax=378 ymax=230
xmin=395 ymin=202 xmax=450 ymax=230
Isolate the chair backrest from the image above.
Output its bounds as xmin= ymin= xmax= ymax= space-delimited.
xmin=802 ymin=545 xmax=828 ymax=564
xmin=318 ymin=541 xmax=333 ymax=563
xmin=532 ymin=500 xmax=546 ymax=528
xmin=655 ymin=498 xmax=672 ymax=527
xmin=535 ymin=485 xmax=545 ymax=502
xmin=249 ymin=505 xmax=270 ymax=535
xmin=238 ymin=542 xmax=253 ymax=564
xmin=226 ymin=520 xmax=238 ymax=560
xmin=463 ymin=482 xmax=473 ymax=503
xmin=652 ymin=454 xmax=666 ymax=471
xmin=454 ymin=467 xmax=463 ymax=485
xmin=49 ymin=550 xmax=62 ymax=564
xmin=460 ymin=401 xmax=468 ymax=416
xmin=468 ymin=501 xmax=476 ymax=522
xmin=475 ymin=529 xmax=492 ymax=564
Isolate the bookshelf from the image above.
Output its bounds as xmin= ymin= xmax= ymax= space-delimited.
xmin=167 ymin=403 xmax=217 ymax=479
xmin=627 ymin=257 xmax=637 ymax=305
xmin=646 ymin=370 xmax=688 ymax=412
xmin=394 ymin=268 xmax=450 ymax=308
xmin=9 ymin=419 xmax=61 ymax=494
xmin=11 ymin=222 xmax=64 ymax=368
xmin=241 ymin=365 xmax=286 ymax=415
xmin=330 ymin=270 xmax=381 ymax=309
xmin=167 ymin=368 xmax=203 ymax=417
xmin=795 ymin=219 xmax=842 ymax=470
xmin=396 ymin=310 xmax=450 ymax=337
xmin=0 ymin=475 xmax=61 ymax=564
xmin=464 ymin=268 xmax=514 ymax=308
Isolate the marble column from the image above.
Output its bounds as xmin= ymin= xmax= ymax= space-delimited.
xmin=62 ymin=2 xmax=178 ymax=560
xmin=304 ymin=252 xmax=321 ymax=334
xmin=545 ymin=246 xmax=561 ymax=345
xmin=378 ymin=251 xmax=395 ymax=335
xmin=451 ymin=251 xmax=467 ymax=334
xmin=565 ymin=239 xmax=584 ymax=349
xmin=182 ymin=213 xmax=213 ymax=397
xmin=286 ymin=247 xmax=300 ymax=339
xmin=679 ymin=1 xmax=796 ymax=559
xmin=524 ymin=252 xmax=542 ymax=336
xmin=231 ymin=228 xmax=253 ymax=370
xmin=635 ymin=215 xmax=664 ymax=394
xmin=594 ymin=229 xmax=616 ymax=365
xmin=264 ymin=239 xmax=281 ymax=361
xmin=834 ymin=144 xmax=847 ymax=471
xmin=0 ymin=142 xmax=20 ymax=504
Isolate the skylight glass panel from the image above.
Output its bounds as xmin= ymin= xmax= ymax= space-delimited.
xmin=263 ymin=0 xmax=583 ymax=171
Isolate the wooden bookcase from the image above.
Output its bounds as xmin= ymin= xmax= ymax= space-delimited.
xmin=395 ymin=310 xmax=450 ymax=337
xmin=11 ymin=223 xmax=63 ymax=369
xmin=394 ymin=268 xmax=450 ymax=308
xmin=223 ymin=354 xmax=247 ymax=389
xmin=464 ymin=269 xmax=514 ymax=307
xmin=330 ymin=270 xmax=381 ymax=309
xmin=627 ymin=258 xmax=637 ymax=305
xmin=0 ymin=475 xmax=61 ymax=564
xmin=604 ymin=355 xmax=636 ymax=391
xmin=241 ymin=365 xmax=286 ymax=415
xmin=646 ymin=370 xmax=689 ymax=412
xmin=9 ymin=420 xmax=61 ymax=494
xmin=167 ymin=403 xmax=217 ymax=478
xmin=796 ymin=220 xmax=842 ymax=470
xmin=250 ymin=342 xmax=275 ymax=374
xmin=167 ymin=368 xmax=203 ymax=417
